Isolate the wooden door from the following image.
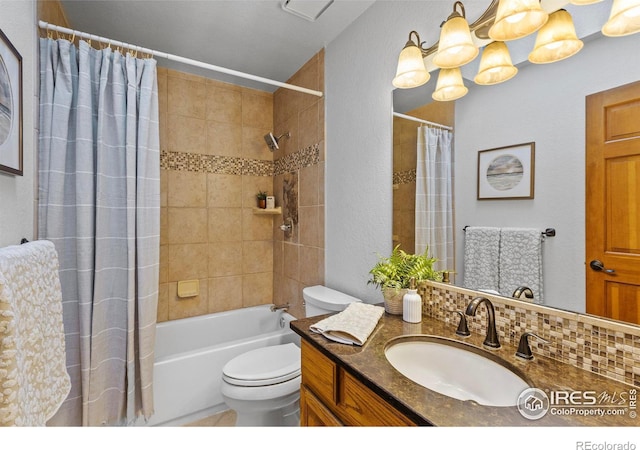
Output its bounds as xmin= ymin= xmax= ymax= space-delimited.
xmin=586 ymin=80 xmax=640 ymax=325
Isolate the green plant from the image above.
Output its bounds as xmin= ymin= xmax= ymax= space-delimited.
xmin=256 ymin=191 xmax=268 ymax=200
xmin=368 ymin=245 xmax=442 ymax=291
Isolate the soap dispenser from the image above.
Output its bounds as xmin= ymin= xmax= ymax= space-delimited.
xmin=403 ymin=277 xmax=422 ymax=323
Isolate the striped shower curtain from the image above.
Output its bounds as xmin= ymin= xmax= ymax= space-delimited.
xmin=415 ymin=125 xmax=454 ymax=272
xmin=38 ymin=38 xmax=160 ymax=426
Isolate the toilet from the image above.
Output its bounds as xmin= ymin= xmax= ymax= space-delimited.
xmin=221 ymin=285 xmax=362 ymax=426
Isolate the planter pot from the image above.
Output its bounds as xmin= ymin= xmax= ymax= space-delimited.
xmin=257 ymin=199 xmax=266 ymax=209
xmin=382 ymin=287 xmax=407 ymax=315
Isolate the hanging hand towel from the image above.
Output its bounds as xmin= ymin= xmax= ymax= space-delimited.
xmin=310 ymin=302 xmax=385 ymax=346
xmin=499 ymin=228 xmax=544 ymax=304
xmin=0 ymin=240 xmax=71 ymax=426
xmin=463 ymin=226 xmax=501 ymax=293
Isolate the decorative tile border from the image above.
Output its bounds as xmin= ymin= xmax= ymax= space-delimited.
xmin=393 ymin=169 xmax=416 ymax=185
xmin=160 ymin=143 xmax=320 ymax=177
xmin=418 ymin=281 xmax=640 ymax=388
xmin=160 ymin=150 xmax=272 ymax=176
xmin=274 ymin=143 xmax=320 ymax=176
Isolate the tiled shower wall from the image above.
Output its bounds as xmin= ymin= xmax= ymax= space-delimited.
xmin=158 ymin=69 xmax=276 ymax=321
xmin=158 ymin=51 xmax=325 ymax=322
xmin=273 ymin=51 xmax=325 ymax=320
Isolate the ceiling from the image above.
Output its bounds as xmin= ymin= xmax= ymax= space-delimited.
xmin=59 ymin=0 xmax=376 ymax=92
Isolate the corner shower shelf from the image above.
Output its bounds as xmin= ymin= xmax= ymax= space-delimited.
xmin=253 ymin=207 xmax=282 ymax=215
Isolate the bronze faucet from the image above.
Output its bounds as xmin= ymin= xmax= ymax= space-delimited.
xmin=465 ymin=296 xmax=500 ymax=349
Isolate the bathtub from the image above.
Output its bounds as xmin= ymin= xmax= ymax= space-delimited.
xmin=142 ymin=305 xmax=300 ymax=426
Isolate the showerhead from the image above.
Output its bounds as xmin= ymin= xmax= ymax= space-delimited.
xmin=263 ymin=132 xmax=290 ymax=152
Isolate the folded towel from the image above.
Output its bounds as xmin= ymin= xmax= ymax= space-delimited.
xmin=0 ymin=240 xmax=71 ymax=426
xmin=310 ymin=302 xmax=385 ymax=346
xmin=463 ymin=226 xmax=501 ymax=292
xmin=499 ymin=228 xmax=544 ymax=304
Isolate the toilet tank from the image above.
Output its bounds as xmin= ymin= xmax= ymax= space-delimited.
xmin=303 ymin=285 xmax=362 ymax=317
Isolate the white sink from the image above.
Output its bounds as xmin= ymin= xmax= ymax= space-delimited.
xmin=384 ymin=335 xmax=531 ymax=407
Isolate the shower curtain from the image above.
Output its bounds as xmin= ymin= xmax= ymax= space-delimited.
xmin=38 ymin=38 xmax=160 ymax=426
xmin=415 ymin=125 xmax=454 ymax=273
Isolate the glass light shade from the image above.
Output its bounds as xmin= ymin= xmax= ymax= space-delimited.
xmin=489 ymin=0 xmax=549 ymax=41
xmin=432 ymin=68 xmax=468 ymax=101
xmin=432 ymin=15 xmax=479 ymax=68
xmin=528 ymin=9 xmax=584 ymax=64
xmin=602 ymin=0 xmax=640 ymax=37
xmin=474 ymin=41 xmax=518 ymax=85
xmin=393 ymin=42 xmax=430 ymax=88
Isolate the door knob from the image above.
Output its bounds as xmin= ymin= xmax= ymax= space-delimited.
xmin=589 ymin=260 xmax=616 ymax=274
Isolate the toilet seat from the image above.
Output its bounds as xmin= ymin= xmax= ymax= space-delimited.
xmin=222 ymin=343 xmax=301 ymax=387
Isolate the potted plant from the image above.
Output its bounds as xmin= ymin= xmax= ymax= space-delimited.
xmin=368 ymin=245 xmax=442 ymax=315
xmin=256 ymin=191 xmax=267 ymax=209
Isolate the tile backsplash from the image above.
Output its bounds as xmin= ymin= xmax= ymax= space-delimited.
xmin=420 ymin=281 xmax=640 ymax=388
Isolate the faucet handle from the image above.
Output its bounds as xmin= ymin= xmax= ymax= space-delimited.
xmin=516 ymin=332 xmax=549 ymax=360
xmin=452 ymin=310 xmax=470 ymax=337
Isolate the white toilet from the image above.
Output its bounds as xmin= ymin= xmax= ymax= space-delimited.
xmin=221 ymin=285 xmax=361 ymax=426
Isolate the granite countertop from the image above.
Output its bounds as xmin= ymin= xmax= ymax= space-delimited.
xmin=291 ymin=308 xmax=639 ymax=427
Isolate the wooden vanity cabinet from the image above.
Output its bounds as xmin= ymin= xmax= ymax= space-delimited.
xmin=299 ymin=340 xmax=416 ymax=426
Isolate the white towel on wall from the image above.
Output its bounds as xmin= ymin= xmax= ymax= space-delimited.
xmin=499 ymin=228 xmax=544 ymax=304
xmin=0 ymin=240 xmax=71 ymax=426
xmin=463 ymin=227 xmax=501 ymax=293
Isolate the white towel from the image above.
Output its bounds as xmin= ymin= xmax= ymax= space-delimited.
xmin=0 ymin=240 xmax=71 ymax=426
xmin=310 ymin=302 xmax=385 ymax=346
xmin=499 ymin=228 xmax=544 ymax=304
xmin=463 ymin=227 xmax=501 ymax=292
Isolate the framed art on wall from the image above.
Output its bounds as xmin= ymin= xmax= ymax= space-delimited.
xmin=0 ymin=27 xmax=22 ymax=176
xmin=477 ymin=142 xmax=534 ymax=200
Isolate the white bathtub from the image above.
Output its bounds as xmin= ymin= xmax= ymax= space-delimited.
xmin=142 ymin=305 xmax=300 ymax=426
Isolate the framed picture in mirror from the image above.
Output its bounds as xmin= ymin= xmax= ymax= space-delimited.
xmin=0 ymin=27 xmax=22 ymax=176
xmin=477 ymin=142 xmax=534 ymax=200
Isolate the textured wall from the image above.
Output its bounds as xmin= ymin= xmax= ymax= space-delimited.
xmin=0 ymin=0 xmax=37 ymax=247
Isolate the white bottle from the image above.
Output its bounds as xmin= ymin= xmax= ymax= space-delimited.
xmin=403 ymin=277 xmax=422 ymax=323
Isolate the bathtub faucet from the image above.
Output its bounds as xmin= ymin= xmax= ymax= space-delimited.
xmin=270 ymin=303 xmax=290 ymax=312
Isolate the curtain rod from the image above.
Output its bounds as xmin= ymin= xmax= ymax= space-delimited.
xmin=38 ymin=20 xmax=323 ymax=98
xmin=392 ymin=112 xmax=453 ymax=130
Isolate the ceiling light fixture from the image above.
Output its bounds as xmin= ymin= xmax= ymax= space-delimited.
xmin=393 ymin=0 xmax=640 ymax=101
xmin=473 ymin=41 xmax=518 ymax=85
xmin=433 ymin=1 xmax=479 ymax=69
xmin=432 ymin=68 xmax=468 ymax=101
xmin=528 ymin=9 xmax=583 ymax=64
xmin=489 ymin=0 xmax=549 ymax=41
xmin=393 ymin=31 xmax=430 ymax=89
xmin=601 ymin=0 xmax=640 ymax=36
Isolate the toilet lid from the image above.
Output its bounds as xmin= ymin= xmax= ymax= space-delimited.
xmin=222 ymin=343 xmax=301 ymax=387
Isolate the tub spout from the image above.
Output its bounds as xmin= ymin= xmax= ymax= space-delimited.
xmin=270 ymin=303 xmax=290 ymax=312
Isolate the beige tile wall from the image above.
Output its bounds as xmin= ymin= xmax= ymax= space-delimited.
xmin=158 ymin=69 xmax=275 ymax=321
xmin=158 ymin=49 xmax=325 ymax=322
xmin=273 ymin=50 xmax=325 ymax=320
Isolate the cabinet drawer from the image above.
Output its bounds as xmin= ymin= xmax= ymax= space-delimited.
xmin=338 ymin=369 xmax=415 ymax=426
xmin=301 ymin=340 xmax=337 ymax=405
xmin=300 ymin=385 xmax=343 ymax=426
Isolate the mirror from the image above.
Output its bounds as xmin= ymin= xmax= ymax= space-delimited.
xmin=392 ymin=2 xmax=640 ymax=324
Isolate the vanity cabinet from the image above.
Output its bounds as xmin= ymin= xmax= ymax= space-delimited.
xmin=299 ymin=340 xmax=416 ymax=426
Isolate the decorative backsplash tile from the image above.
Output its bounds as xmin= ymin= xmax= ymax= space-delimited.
xmin=419 ymin=281 xmax=640 ymax=388
xmin=274 ymin=143 xmax=320 ymax=176
xmin=392 ymin=169 xmax=416 ymax=185
xmin=161 ymin=143 xmax=320 ymax=177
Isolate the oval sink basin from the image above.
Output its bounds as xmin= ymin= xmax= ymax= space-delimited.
xmin=384 ymin=335 xmax=531 ymax=407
